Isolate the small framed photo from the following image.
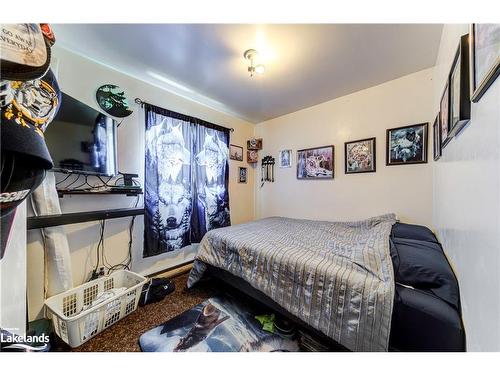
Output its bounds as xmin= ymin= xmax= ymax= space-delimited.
xmin=247 ymin=150 xmax=258 ymax=163
xmin=449 ymin=34 xmax=471 ymax=136
xmin=297 ymin=145 xmax=334 ymax=179
xmin=229 ymin=144 xmax=243 ymax=161
xmin=238 ymin=167 xmax=247 ymax=183
xmin=279 ymin=149 xmax=292 ymax=168
xmin=386 ymin=123 xmax=428 ymax=166
xmin=440 ymin=83 xmax=451 ymax=148
xmin=433 ymin=115 xmax=442 ymax=161
xmin=247 ymin=138 xmax=263 ymax=150
xmin=470 ymin=24 xmax=500 ymax=102
xmin=344 ymin=137 xmax=376 ymax=174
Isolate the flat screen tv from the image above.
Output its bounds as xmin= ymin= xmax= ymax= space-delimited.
xmin=44 ymin=92 xmax=118 ymax=176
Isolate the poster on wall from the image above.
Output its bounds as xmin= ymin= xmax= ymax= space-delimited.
xmin=386 ymin=123 xmax=428 ymax=166
xmin=296 ymin=146 xmax=334 ymax=179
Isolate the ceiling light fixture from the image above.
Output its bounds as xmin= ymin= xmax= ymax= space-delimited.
xmin=244 ymin=49 xmax=265 ymax=77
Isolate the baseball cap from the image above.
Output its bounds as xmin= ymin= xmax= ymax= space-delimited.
xmin=1 ymin=68 xmax=61 ymax=170
xmin=0 ymin=24 xmax=51 ymax=81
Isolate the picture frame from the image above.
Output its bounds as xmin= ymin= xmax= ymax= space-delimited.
xmin=279 ymin=149 xmax=292 ymax=168
xmin=247 ymin=138 xmax=263 ymax=150
xmin=470 ymin=24 xmax=500 ymax=102
xmin=433 ymin=114 xmax=442 ymax=161
xmin=386 ymin=123 xmax=428 ymax=166
xmin=229 ymin=144 xmax=243 ymax=161
xmin=439 ymin=82 xmax=451 ymax=148
xmin=238 ymin=167 xmax=247 ymax=183
xmin=448 ymin=34 xmax=471 ymax=137
xmin=247 ymin=150 xmax=258 ymax=163
xmin=297 ymin=145 xmax=334 ymax=180
xmin=344 ymin=137 xmax=376 ymax=174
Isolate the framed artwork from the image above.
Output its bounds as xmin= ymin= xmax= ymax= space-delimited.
xmin=229 ymin=144 xmax=243 ymax=161
xmin=386 ymin=123 xmax=428 ymax=166
xmin=247 ymin=138 xmax=263 ymax=150
xmin=439 ymin=83 xmax=451 ymax=148
xmin=238 ymin=167 xmax=247 ymax=183
xmin=448 ymin=34 xmax=471 ymax=137
xmin=433 ymin=115 xmax=442 ymax=161
xmin=297 ymin=145 xmax=334 ymax=179
xmin=279 ymin=149 xmax=292 ymax=168
xmin=344 ymin=137 xmax=376 ymax=174
xmin=470 ymin=24 xmax=500 ymax=102
xmin=247 ymin=150 xmax=258 ymax=163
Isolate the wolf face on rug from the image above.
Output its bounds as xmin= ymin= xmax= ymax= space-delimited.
xmin=144 ymin=105 xmax=230 ymax=257
xmin=139 ymin=295 xmax=299 ymax=352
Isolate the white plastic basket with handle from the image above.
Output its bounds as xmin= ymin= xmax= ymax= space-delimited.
xmin=45 ymin=270 xmax=148 ymax=348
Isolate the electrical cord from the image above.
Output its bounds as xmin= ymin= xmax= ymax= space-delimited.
xmin=105 ymin=195 xmax=140 ymax=274
xmin=89 ymin=219 xmax=105 ymax=281
xmin=88 ymin=194 xmax=140 ymax=280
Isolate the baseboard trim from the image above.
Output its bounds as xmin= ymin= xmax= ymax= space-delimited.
xmin=147 ymin=261 xmax=193 ymax=279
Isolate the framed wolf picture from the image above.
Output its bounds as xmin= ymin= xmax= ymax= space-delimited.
xmin=297 ymin=145 xmax=334 ymax=179
xmin=345 ymin=137 xmax=376 ymax=174
xmin=386 ymin=123 xmax=428 ymax=166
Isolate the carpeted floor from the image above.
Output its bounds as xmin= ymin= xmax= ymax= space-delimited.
xmin=53 ymin=271 xmax=338 ymax=352
xmin=64 ymin=272 xmax=216 ymax=352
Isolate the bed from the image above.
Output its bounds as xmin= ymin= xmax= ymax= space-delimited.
xmin=187 ymin=215 xmax=465 ymax=352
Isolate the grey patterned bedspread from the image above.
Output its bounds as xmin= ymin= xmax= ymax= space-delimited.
xmin=187 ymin=214 xmax=397 ymax=351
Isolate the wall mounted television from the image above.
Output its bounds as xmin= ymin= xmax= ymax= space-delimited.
xmin=44 ymin=92 xmax=118 ymax=177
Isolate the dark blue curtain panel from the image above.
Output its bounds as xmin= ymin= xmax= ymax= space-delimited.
xmin=143 ymin=104 xmax=230 ymax=257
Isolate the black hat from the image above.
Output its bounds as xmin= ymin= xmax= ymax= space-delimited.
xmin=1 ymin=68 xmax=61 ymax=170
xmin=1 ymin=153 xmax=46 ymax=258
xmin=0 ymin=24 xmax=51 ymax=81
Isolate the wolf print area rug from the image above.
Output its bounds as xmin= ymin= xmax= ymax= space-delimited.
xmin=138 ymin=295 xmax=300 ymax=352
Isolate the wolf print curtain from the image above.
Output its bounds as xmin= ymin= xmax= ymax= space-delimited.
xmin=143 ymin=103 xmax=231 ymax=257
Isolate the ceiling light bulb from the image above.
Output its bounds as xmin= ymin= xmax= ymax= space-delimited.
xmin=255 ymin=64 xmax=265 ymax=75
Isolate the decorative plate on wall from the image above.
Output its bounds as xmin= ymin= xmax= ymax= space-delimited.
xmin=96 ymin=84 xmax=133 ymax=118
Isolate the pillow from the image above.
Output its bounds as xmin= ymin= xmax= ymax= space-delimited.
xmin=391 ymin=222 xmax=438 ymax=243
xmin=390 ymin=237 xmax=459 ymax=310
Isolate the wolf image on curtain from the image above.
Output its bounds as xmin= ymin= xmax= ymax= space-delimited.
xmin=144 ymin=105 xmax=230 ymax=257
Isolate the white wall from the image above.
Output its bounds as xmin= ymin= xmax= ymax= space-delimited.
xmin=255 ymin=68 xmax=435 ymax=226
xmin=432 ymin=24 xmax=500 ymax=351
xmin=27 ymin=46 xmax=256 ymax=320
xmin=0 ymin=203 xmax=27 ymax=336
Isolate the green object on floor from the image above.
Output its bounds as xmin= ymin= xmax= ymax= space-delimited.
xmin=255 ymin=313 xmax=275 ymax=333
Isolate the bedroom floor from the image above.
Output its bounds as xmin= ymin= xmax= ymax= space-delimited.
xmin=56 ymin=272 xmax=216 ymax=352
xmin=51 ymin=271 xmax=339 ymax=352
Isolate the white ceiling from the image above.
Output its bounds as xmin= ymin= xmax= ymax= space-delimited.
xmin=52 ymin=24 xmax=443 ymax=123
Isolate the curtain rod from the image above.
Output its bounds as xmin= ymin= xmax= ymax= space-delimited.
xmin=134 ymin=97 xmax=234 ymax=133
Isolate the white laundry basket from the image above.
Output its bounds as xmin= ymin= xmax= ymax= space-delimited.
xmin=45 ymin=270 xmax=148 ymax=348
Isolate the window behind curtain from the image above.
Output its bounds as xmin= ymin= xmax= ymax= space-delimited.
xmin=143 ymin=104 xmax=230 ymax=258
